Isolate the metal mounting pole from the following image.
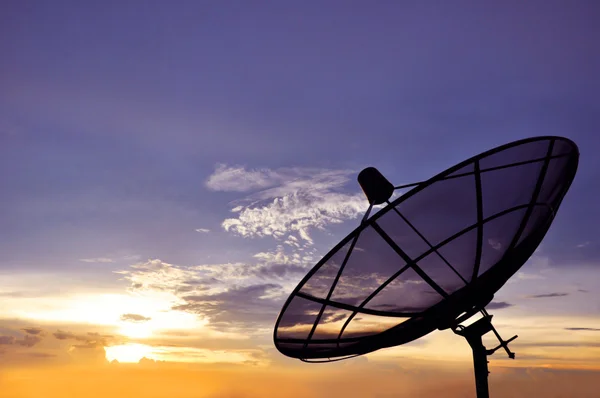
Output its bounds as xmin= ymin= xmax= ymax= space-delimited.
xmin=464 ymin=327 xmax=491 ymax=398
xmin=453 ymin=313 xmax=518 ymax=398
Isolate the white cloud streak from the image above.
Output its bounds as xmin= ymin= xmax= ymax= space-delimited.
xmin=79 ymin=257 xmax=115 ymax=263
xmin=205 ymin=164 xmax=283 ymax=192
xmin=206 ymin=164 xmax=368 ymax=243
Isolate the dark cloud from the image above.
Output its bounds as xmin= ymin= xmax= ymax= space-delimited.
xmin=254 ymin=263 xmax=308 ymax=279
xmin=527 ymin=293 xmax=569 ymax=298
xmin=195 ymin=262 xmax=307 ymax=284
xmin=80 ymin=332 xmax=115 ymax=348
xmin=27 ymin=352 xmax=56 ymax=358
xmin=0 ymin=334 xmax=42 ymax=347
xmin=22 ymin=327 xmax=44 ymax=335
xmin=565 ymin=327 xmax=600 ymax=332
xmin=53 ymin=330 xmax=114 ymax=347
xmin=174 ymin=282 xmax=211 ymax=295
xmin=173 ymin=283 xmax=283 ymax=331
xmin=578 ymin=289 xmax=589 ymax=293
xmin=121 ymin=259 xmax=311 ymax=332
xmin=53 ymin=330 xmax=76 ymax=340
xmin=370 ymin=304 xmax=428 ymax=312
xmin=18 ymin=334 xmax=42 ymax=347
xmin=121 ymin=260 xmax=308 ymax=333
xmin=486 ymin=301 xmax=514 ymax=310
xmin=120 ymin=313 xmax=151 ymax=322
xmin=0 ymin=336 xmax=16 ymax=345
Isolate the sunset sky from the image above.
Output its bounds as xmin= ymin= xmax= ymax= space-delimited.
xmin=1 ymin=1 xmax=599 ymax=397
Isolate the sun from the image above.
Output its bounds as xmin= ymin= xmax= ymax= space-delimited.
xmin=105 ymin=344 xmax=154 ymax=363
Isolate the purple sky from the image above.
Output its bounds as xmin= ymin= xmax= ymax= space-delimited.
xmin=0 ymin=0 xmax=599 ymax=370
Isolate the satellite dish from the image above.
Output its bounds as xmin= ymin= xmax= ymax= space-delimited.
xmin=273 ymin=136 xmax=578 ymax=397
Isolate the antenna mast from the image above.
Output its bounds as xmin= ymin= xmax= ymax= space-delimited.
xmin=452 ymin=312 xmax=518 ymax=398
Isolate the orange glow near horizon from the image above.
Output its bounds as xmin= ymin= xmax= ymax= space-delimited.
xmin=2 ymin=361 xmax=599 ymax=398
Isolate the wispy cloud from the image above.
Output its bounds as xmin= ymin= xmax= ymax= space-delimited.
xmin=53 ymin=330 xmax=115 ymax=348
xmin=118 ymin=258 xmax=304 ymax=333
xmin=206 ymin=164 xmax=284 ymax=192
xmin=517 ymin=272 xmax=545 ymax=280
xmin=222 ymin=191 xmax=366 ymax=244
xmin=565 ymin=327 xmax=600 ymax=332
xmin=49 ymin=329 xmax=116 ymax=364
xmin=195 ymin=228 xmax=210 ymax=233
xmin=252 ymin=245 xmax=314 ymax=266
xmin=22 ymin=327 xmax=44 ymax=335
xmin=527 ymin=293 xmax=569 ymax=298
xmin=117 ymin=259 xmax=201 ymax=293
xmin=486 ymin=301 xmax=514 ymax=310
xmin=79 ymin=257 xmax=115 ymax=263
xmin=0 ymin=333 xmax=42 ymax=347
xmin=173 ymin=283 xmax=284 ymax=332
xmin=208 ymin=165 xmax=368 ymax=243
xmin=52 ymin=330 xmax=79 ymax=340
xmin=487 ymin=238 xmax=503 ymax=251
xmin=26 ymin=352 xmax=56 ymax=358
xmin=18 ymin=334 xmax=42 ymax=347
xmin=0 ymin=336 xmax=15 ymax=345
xmin=120 ymin=314 xmax=151 ymax=323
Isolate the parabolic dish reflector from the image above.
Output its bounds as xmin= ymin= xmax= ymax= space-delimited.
xmin=274 ymin=136 xmax=578 ymax=361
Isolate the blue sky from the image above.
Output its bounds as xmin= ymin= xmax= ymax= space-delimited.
xmin=1 ymin=0 xmax=599 ymax=374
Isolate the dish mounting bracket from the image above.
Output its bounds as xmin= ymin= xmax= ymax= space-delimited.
xmin=452 ymin=311 xmax=518 ymax=398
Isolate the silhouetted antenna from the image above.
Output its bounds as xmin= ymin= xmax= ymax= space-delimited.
xmin=274 ymin=136 xmax=579 ymax=398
